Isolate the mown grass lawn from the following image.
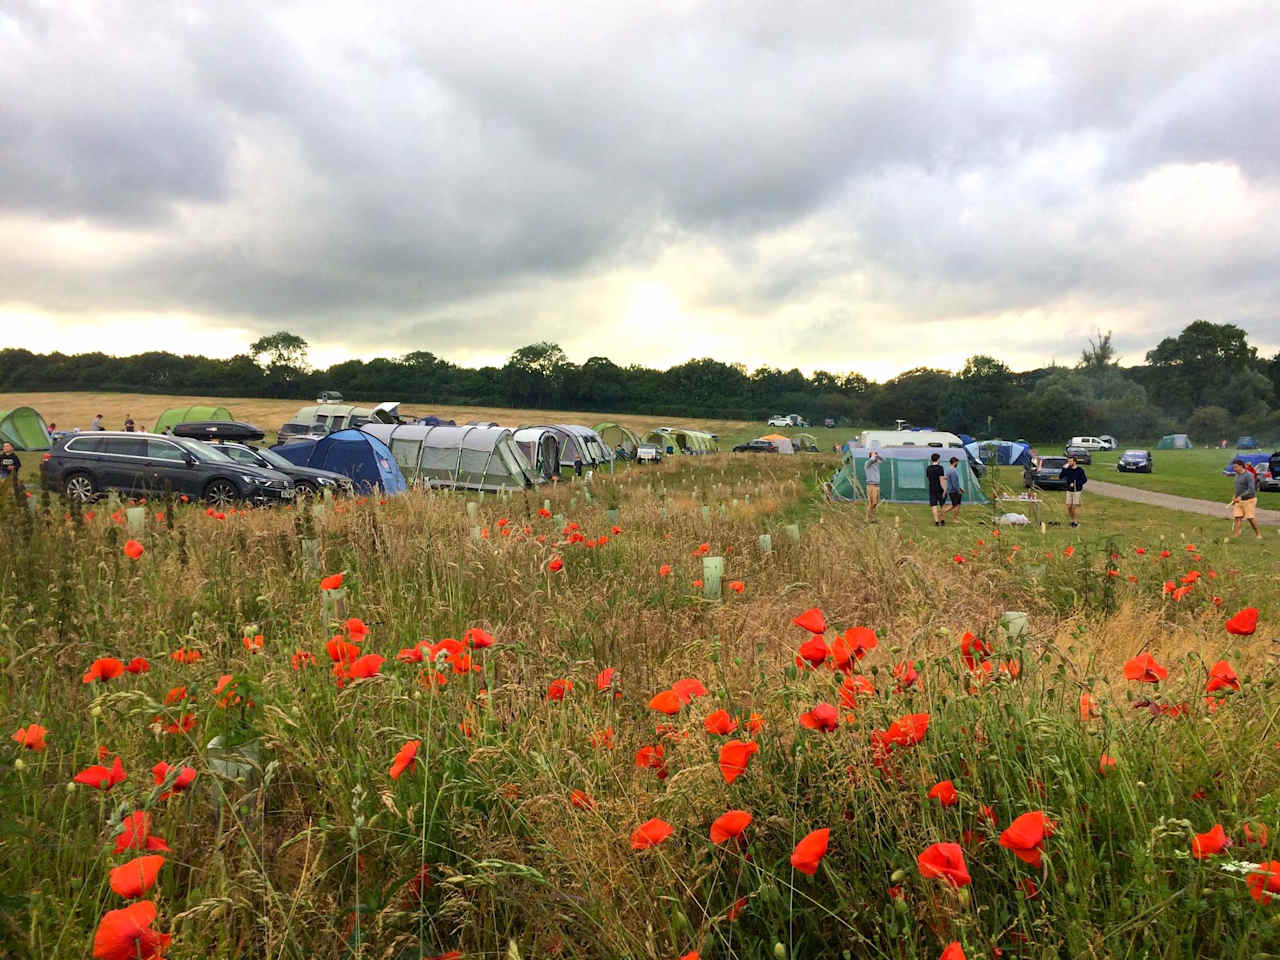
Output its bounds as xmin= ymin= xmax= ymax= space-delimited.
xmin=1088 ymin=447 xmax=1277 ymax=504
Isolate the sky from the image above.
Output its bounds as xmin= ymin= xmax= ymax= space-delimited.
xmin=1 ymin=0 xmax=1278 ymax=381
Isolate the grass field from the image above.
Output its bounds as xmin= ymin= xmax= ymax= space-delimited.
xmin=2 ymin=451 xmax=1278 ymax=959
xmin=1089 ymin=446 xmax=1279 ymax=504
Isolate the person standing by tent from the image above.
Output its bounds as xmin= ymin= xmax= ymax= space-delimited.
xmin=864 ymin=449 xmax=882 ymax=522
xmin=1059 ymin=455 xmax=1087 ymax=528
xmin=573 ymin=454 xmax=583 ymax=478
xmin=123 ymin=414 xmax=135 ymax=432
xmin=0 ymin=442 xmax=20 ymax=480
xmin=943 ymin=456 xmax=964 ymax=520
xmin=91 ymin=413 xmax=104 ymax=431
xmin=926 ymin=452 xmax=946 ymax=526
xmin=1229 ymin=458 xmax=1262 ymax=539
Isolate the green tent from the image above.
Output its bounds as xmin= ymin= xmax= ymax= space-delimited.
xmin=0 ymin=406 xmax=52 ymax=450
xmin=594 ymin=422 xmax=642 ymax=456
xmin=830 ymin=446 xmax=987 ymax=504
xmin=1156 ymin=434 xmax=1191 ymax=449
xmin=153 ymin=405 xmax=234 ymax=434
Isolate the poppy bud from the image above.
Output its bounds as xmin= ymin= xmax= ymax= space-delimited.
xmin=13 ymin=758 xmax=23 ymax=771
xmin=894 ymin=898 xmax=909 ymax=914
xmin=90 ymin=705 xmax=102 ymax=717
xmin=774 ymin=943 xmax=786 ymax=960
xmin=65 ymin=781 xmax=76 ymax=793
xmin=671 ymin=907 xmax=690 ymax=933
xmin=956 ymin=888 xmax=970 ymax=907
xmin=890 ymin=869 xmax=906 ymax=882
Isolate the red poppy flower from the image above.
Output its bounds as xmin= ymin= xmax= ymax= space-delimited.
xmin=649 ymin=689 xmax=683 ymax=715
xmin=390 ymin=740 xmax=421 ymax=779
xmin=829 ymin=627 xmax=874 ymax=671
xmin=92 ymin=900 xmax=170 ymax=960
xmin=999 ymin=811 xmax=1055 ymax=867
xmin=1079 ymin=691 xmax=1099 ymax=721
xmin=728 ymin=580 xmax=745 ymax=594
xmin=11 ymin=723 xmax=47 ymax=750
xmin=1122 ymin=652 xmax=1167 ymax=683
xmin=567 ymin=789 xmax=596 ymax=810
xmin=151 ymin=762 xmax=196 ymax=799
xmin=1191 ymin=824 xmax=1230 ymax=859
xmin=671 ymin=677 xmax=708 ymax=702
xmin=940 ymin=944 xmax=966 ymax=960
xmin=679 ymin=953 xmax=699 ymax=960
xmin=927 ymin=780 xmax=958 ymax=807
xmin=463 ymin=627 xmax=493 ymax=649
xmin=397 ymin=647 xmax=425 ymax=663
xmin=1225 ymin=607 xmax=1258 ymax=635
xmin=635 ymin=744 xmax=665 ymax=769
xmin=1243 ymin=822 xmax=1270 ymax=847
xmin=596 ymin=667 xmax=617 ymax=690
xmin=320 ymin=573 xmax=344 ymax=590
xmin=718 ymin=739 xmax=759 ymax=784
xmin=326 ymin=637 xmax=361 ymax=664
xmin=917 ymin=842 xmax=971 ymax=886
xmin=659 ymin=564 xmax=672 ymax=577
xmin=83 ymin=658 xmax=125 ymax=684
xmin=792 ymin=608 xmax=827 ymax=634
xmin=547 ymin=556 xmax=564 ymax=572
xmin=959 ymin=632 xmax=991 ymax=670
xmin=1247 ymin=861 xmax=1280 ymax=903
xmin=343 ymin=618 xmax=369 ymax=642
xmin=1098 ymin=753 xmax=1116 ymax=774
xmin=346 ymin=653 xmax=384 ymax=679
xmin=291 ymin=650 xmax=316 ymax=669
xmin=790 ymin=828 xmax=830 ymax=876
xmin=881 ymin=713 xmax=930 ymax=748
xmin=1171 ymin=584 xmax=1193 ymax=602
xmin=113 ymin=812 xmax=170 ymax=854
xmin=240 ymin=634 xmax=264 ymax=652
xmin=546 ymin=678 xmax=573 ymax=701
xmin=630 ymin=817 xmax=673 ymax=850
xmin=1205 ymin=660 xmax=1239 ymax=693
xmin=74 ymin=755 xmax=127 ymax=790
xmin=125 ymin=657 xmax=150 ymax=674
xmin=795 ymin=634 xmax=830 ymax=668
xmin=704 ymin=709 xmax=737 ymax=735
xmin=590 ymin=727 xmax=615 ymax=750
xmin=799 ymin=703 xmax=839 ymax=732
xmin=978 ymin=805 xmax=998 ymax=828
xmin=893 ymin=660 xmax=919 ymax=690
xmin=710 ymin=809 xmax=752 ymax=844
xmin=742 ymin=711 xmax=764 ymax=733
xmin=123 ymin=539 xmax=144 ymax=560
xmin=952 ymin=554 xmax=965 ymax=564
xmin=840 ymin=673 xmax=875 ymax=708
xmin=108 ymin=855 xmax=165 ymax=899
xmin=691 ymin=578 xmax=704 ymax=588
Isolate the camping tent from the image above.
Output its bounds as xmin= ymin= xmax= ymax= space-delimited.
xmin=0 ymin=406 xmax=52 ymax=450
xmin=1221 ymin=453 xmax=1270 ymax=476
xmin=642 ymin=427 xmax=718 ymax=455
xmin=524 ymin=424 xmax=612 ymax=467
xmin=792 ymin=433 xmax=819 ymax=452
xmin=272 ymin=429 xmax=407 ymax=494
xmin=513 ymin=427 xmax=562 ymax=479
xmin=830 ymin=446 xmax=987 ymax=504
xmin=759 ymin=433 xmax=796 ymax=454
xmin=361 ymin=423 xmax=539 ymax=492
xmin=965 ymin=439 xmax=1032 ymax=467
xmin=153 ymin=405 xmax=233 ymax=435
xmin=1157 ymin=434 xmax=1192 ymax=449
xmin=595 ymin=422 xmax=642 ymax=457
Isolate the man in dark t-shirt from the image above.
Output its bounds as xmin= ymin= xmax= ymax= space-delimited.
xmin=1059 ymin=456 xmax=1088 ymax=527
xmin=0 ymin=442 xmax=21 ymax=479
xmin=926 ymin=452 xmax=946 ymax=526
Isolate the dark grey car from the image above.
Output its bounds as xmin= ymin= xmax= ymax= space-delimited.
xmin=1116 ymin=450 xmax=1153 ymax=474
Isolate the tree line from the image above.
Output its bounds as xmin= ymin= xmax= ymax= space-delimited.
xmin=2 ymin=321 xmax=1277 ymax=442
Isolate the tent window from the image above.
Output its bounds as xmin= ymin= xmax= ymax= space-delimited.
xmin=458 ymin=448 xmax=491 ymax=483
xmin=420 ymin=443 xmax=460 ymax=482
xmin=896 ymin=461 xmax=927 ymax=489
xmin=390 ymin=439 xmax=422 ymax=472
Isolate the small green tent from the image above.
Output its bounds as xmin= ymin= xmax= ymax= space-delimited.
xmin=830 ymin=446 xmax=987 ymax=504
xmin=1156 ymin=434 xmax=1191 ymax=450
xmin=594 ymin=422 xmax=642 ymax=456
xmin=153 ymin=405 xmax=234 ymax=434
xmin=0 ymin=407 xmax=52 ymax=450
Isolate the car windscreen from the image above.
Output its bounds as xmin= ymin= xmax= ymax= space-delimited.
xmin=255 ymin=447 xmax=296 ymax=470
xmin=1122 ymin=451 xmax=1146 ymax=457
xmin=177 ymin=438 xmax=233 ymax=463
xmin=1040 ymin=459 xmax=1067 ymax=468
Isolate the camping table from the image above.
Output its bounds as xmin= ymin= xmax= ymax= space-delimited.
xmin=993 ymin=494 xmax=1043 ymax=526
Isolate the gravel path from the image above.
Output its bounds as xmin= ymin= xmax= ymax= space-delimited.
xmin=1087 ymin=479 xmax=1280 ymax=527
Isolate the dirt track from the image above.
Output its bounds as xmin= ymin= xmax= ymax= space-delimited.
xmin=1088 ymin=478 xmax=1280 ymax=527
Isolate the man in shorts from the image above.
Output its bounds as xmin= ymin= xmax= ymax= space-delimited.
xmin=864 ymin=449 xmax=882 ymax=522
xmin=1059 ymin=455 xmax=1087 ymax=527
xmin=943 ymin=456 xmax=964 ymax=519
xmin=1230 ymin=458 xmax=1262 ymax=539
xmin=926 ymin=452 xmax=946 ymax=525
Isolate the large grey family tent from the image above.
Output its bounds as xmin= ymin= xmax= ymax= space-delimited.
xmin=152 ymin=405 xmax=233 ymax=435
xmin=0 ymin=406 xmax=52 ymax=450
xmin=272 ymin=429 xmax=407 ymax=493
xmin=513 ymin=427 xmax=562 ymax=480
xmin=1157 ymin=434 xmax=1192 ymax=450
xmin=595 ymin=422 xmax=642 ymax=457
xmin=524 ymin=424 xmax=612 ymax=467
xmin=829 ymin=446 xmax=987 ymax=504
xmin=642 ymin=427 xmax=718 ymax=455
xmin=361 ymin=423 xmax=540 ymax=492
xmin=964 ymin=439 xmax=1032 ymax=467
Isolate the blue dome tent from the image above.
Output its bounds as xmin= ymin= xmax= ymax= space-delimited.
xmin=272 ymin=429 xmax=407 ymax=494
xmin=964 ymin=439 xmax=1032 ymax=468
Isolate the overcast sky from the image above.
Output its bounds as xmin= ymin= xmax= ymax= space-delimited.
xmin=1 ymin=0 xmax=1277 ymax=380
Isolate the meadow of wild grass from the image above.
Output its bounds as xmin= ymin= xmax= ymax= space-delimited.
xmin=2 ymin=454 xmax=1279 ymax=960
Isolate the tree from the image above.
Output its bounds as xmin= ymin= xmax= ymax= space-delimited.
xmin=1187 ymin=405 xmax=1234 ymax=444
xmin=501 ymin=342 xmax=572 ymax=408
xmin=1079 ymin=330 xmax=1118 ymax=371
xmin=940 ymin=356 xmax=1015 ymax=436
xmin=1144 ymin=321 xmax=1257 ymax=416
xmin=250 ymin=331 xmax=310 ymax=372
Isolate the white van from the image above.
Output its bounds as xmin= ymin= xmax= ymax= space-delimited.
xmin=1068 ymin=436 xmax=1111 ymax=451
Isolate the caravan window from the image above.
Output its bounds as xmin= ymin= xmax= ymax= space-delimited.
xmin=314 ymin=415 xmax=329 ymax=429
xmin=390 ymin=438 xmax=422 ymax=472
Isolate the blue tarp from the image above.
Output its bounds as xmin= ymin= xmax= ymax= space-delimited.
xmin=272 ymin=429 xmax=407 ymax=494
xmin=964 ymin=440 xmax=1032 ymax=467
xmin=1221 ymin=453 xmax=1270 ymax=476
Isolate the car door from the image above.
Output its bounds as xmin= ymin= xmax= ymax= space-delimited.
xmin=145 ymin=438 xmax=192 ymax=497
xmin=100 ymin=436 xmax=150 ymax=494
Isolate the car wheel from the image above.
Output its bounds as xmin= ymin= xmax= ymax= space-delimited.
xmin=204 ymin=478 xmax=240 ymax=507
xmin=295 ymin=481 xmax=317 ymax=498
xmin=64 ymin=472 xmax=96 ymax=503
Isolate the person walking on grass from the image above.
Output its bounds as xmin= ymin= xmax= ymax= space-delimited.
xmin=927 ymin=452 xmax=946 ymax=526
xmin=864 ymin=449 xmax=882 ymax=522
xmin=1229 ymin=458 xmax=1262 ymax=539
xmin=943 ymin=456 xmax=964 ymax=519
xmin=1059 ymin=454 xmax=1087 ymax=527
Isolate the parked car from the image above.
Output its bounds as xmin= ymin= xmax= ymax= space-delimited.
xmin=41 ymin=432 xmax=294 ymax=506
xmin=635 ymin=443 xmax=663 ymax=463
xmin=767 ymin=415 xmax=791 ymax=427
xmin=1098 ymin=435 xmax=1117 ymax=450
xmin=1067 ymin=436 xmax=1109 ymax=451
xmin=211 ymin=442 xmax=353 ymax=497
xmin=1024 ymin=455 xmax=1071 ymax=490
xmin=1116 ymin=450 xmax=1154 ymax=473
xmin=1237 ymin=436 xmax=1259 ymax=449
xmin=1257 ymin=452 xmax=1280 ymax=492
xmin=1063 ymin=445 xmax=1093 ymax=465
xmin=733 ymin=439 xmax=779 ymax=454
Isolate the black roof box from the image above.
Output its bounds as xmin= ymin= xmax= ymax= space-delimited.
xmin=172 ymin=421 xmax=265 ymax=443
